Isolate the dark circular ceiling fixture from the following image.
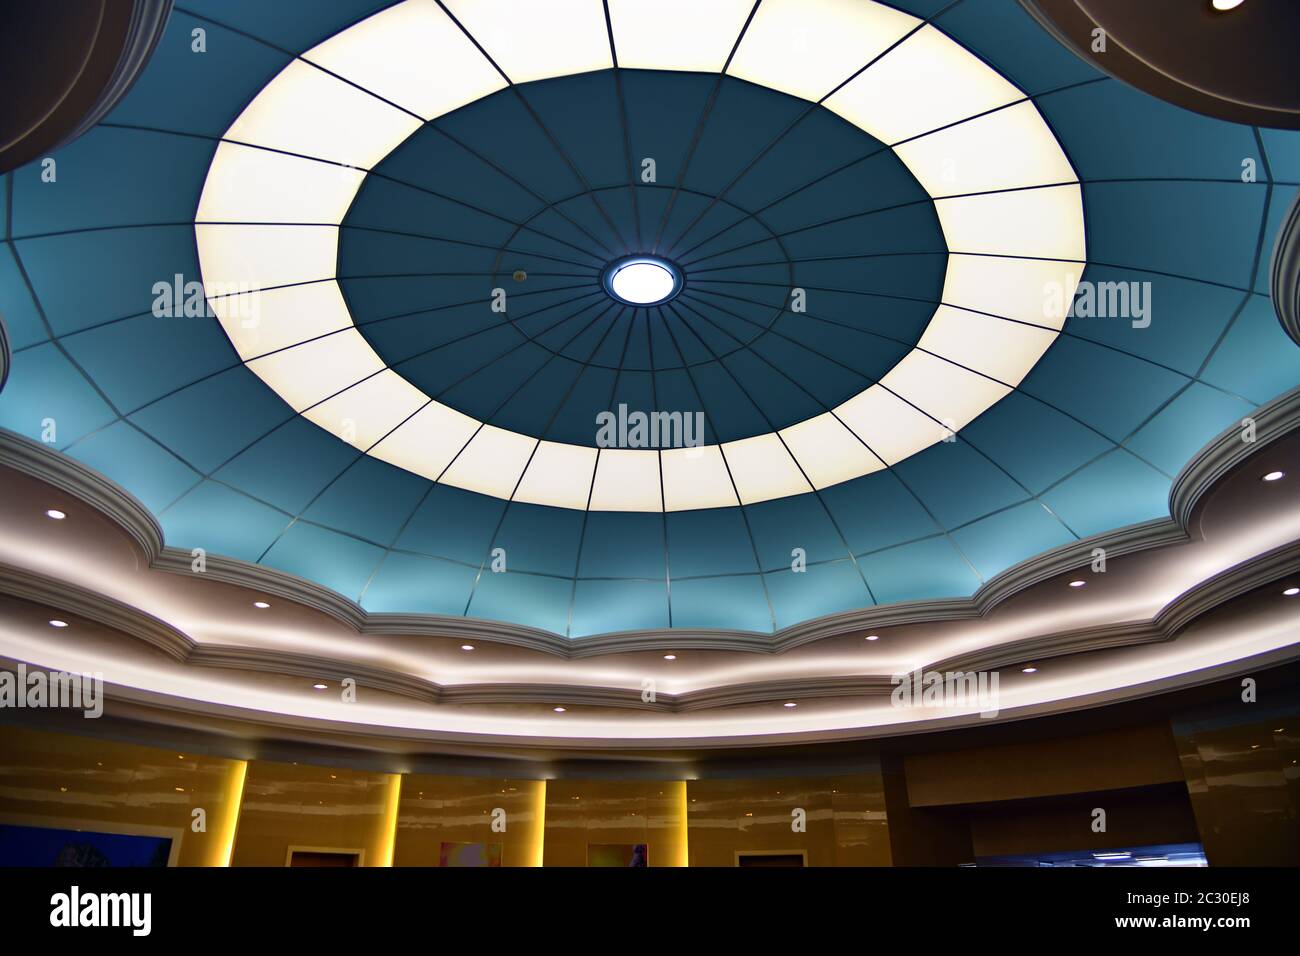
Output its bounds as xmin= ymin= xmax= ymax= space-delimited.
xmin=1019 ymin=0 xmax=1300 ymax=128
xmin=0 ymin=0 xmax=174 ymax=173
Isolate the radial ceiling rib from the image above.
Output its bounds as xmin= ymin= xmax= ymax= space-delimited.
xmin=264 ymin=295 xmax=626 ymax=571
xmin=564 ymin=301 xmax=641 ymax=634
xmin=664 ymin=74 xmax=1111 ymax=263
xmin=440 ymin=300 xmax=619 ymax=503
xmin=429 ymin=0 xmax=632 ymax=250
xmin=672 ymin=295 xmax=982 ymax=584
xmin=642 ymin=306 xmax=673 ymax=621
xmin=461 ymin=300 xmax=630 ymax=624
xmin=690 ymin=273 xmax=1257 ymax=411
xmin=146 ymin=292 xmax=610 ymax=499
xmin=665 ymin=298 xmax=878 ymax=596
xmin=601 ymin=0 xmax=643 ymax=252
xmin=654 ymin=301 xmax=778 ymax=632
xmin=1191 ymin=171 xmax=1275 ymax=379
xmin=675 ymin=289 xmax=1080 ymax=543
xmin=428 ymin=123 xmax=621 ymax=262
xmin=664 ymin=0 xmax=934 ymax=254
xmin=249 ymin=375 xmax=446 ymax=568
xmin=648 ymin=0 xmax=762 ymax=254
xmin=681 ymin=282 xmax=1133 ymax=473
xmin=678 ymin=181 xmax=1081 ymax=273
xmin=268 ymin=0 xmax=631 ymax=262
xmin=359 ymin=170 xmax=610 ymax=264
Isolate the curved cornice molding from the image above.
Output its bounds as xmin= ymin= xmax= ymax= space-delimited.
xmin=0 ymin=311 xmax=10 ymax=395
xmin=61 ymin=0 xmax=174 ymax=151
xmin=4 ymin=534 xmax=1300 ymax=715
xmin=2 ymin=384 xmax=1300 ymax=659
xmin=1273 ymin=189 xmax=1300 ymax=349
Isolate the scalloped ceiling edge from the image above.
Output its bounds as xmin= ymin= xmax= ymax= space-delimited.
xmin=3 ymin=534 xmax=1299 ymax=713
xmin=2 ymin=384 xmax=1299 ymax=658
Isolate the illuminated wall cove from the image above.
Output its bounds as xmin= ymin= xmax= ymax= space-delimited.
xmin=3 ymin=716 xmax=1295 ymax=866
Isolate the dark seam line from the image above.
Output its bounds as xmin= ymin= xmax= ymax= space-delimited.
xmin=649 ymin=0 xmax=763 ymax=254
xmin=659 ymin=300 xmax=779 ymax=632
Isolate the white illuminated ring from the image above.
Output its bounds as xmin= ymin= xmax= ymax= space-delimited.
xmin=196 ymin=0 xmax=1085 ymax=513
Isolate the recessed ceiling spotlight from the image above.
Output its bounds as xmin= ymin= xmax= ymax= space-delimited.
xmin=45 ymin=509 xmax=66 ymax=520
xmin=1263 ymin=471 xmax=1285 ymax=482
xmin=48 ymin=620 xmax=69 ymax=628
xmin=311 ymin=682 xmax=328 ymax=690
xmin=602 ymin=255 xmax=683 ymax=306
xmin=865 ymin=634 xmax=880 ymax=641
xmin=1211 ymin=0 xmax=1245 ymax=11
xmin=252 ymin=601 xmax=270 ymax=609
xmin=663 ymin=654 xmax=677 ymax=660
xmin=1284 ymin=587 xmax=1300 ymax=596
xmin=1069 ymin=580 xmax=1087 ymax=588
xmin=460 ymin=644 xmax=475 ymax=651
xmin=553 ymin=706 xmax=566 ymax=713
xmin=783 ymin=701 xmax=798 ymax=708
xmin=1022 ymin=666 xmax=1038 ymax=673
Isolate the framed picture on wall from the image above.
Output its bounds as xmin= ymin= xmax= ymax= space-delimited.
xmin=0 ymin=821 xmax=175 ymax=867
xmin=439 ymin=842 xmax=502 ymax=867
xmin=587 ymin=843 xmax=648 ymax=867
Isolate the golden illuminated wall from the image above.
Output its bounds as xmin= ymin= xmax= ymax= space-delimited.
xmin=0 ymin=725 xmax=245 ymax=866
xmin=903 ymin=723 xmax=1185 ymax=807
xmin=686 ymin=773 xmax=891 ymax=867
xmin=543 ymin=779 xmax=687 ymax=867
xmin=1175 ymin=712 xmax=1300 ymax=866
xmin=20 ymin=716 xmax=1294 ymax=867
xmin=230 ymin=760 xmax=400 ymax=867
xmin=394 ymin=774 xmax=545 ymax=867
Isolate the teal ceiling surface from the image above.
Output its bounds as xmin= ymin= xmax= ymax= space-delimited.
xmin=1 ymin=0 xmax=1299 ymax=638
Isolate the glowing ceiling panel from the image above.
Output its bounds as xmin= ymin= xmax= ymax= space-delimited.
xmin=440 ymin=0 xmax=612 ymax=84
xmin=727 ymin=0 xmax=920 ymax=103
xmin=304 ymin=0 xmax=507 ymax=120
xmin=195 ymin=0 xmax=1084 ymax=514
xmin=608 ymin=0 xmax=755 ymax=73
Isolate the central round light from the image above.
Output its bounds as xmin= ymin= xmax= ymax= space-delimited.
xmin=603 ymin=256 xmax=682 ymax=306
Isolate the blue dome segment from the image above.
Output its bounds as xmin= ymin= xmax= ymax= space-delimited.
xmin=341 ymin=69 xmax=946 ymax=447
xmin=103 ymin=10 xmax=294 ymax=138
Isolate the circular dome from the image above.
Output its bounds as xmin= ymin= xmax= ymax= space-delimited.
xmin=197 ymin=2 xmax=1084 ymax=510
xmin=336 ymin=68 xmax=948 ymax=450
xmin=3 ymin=0 xmax=1293 ymax=642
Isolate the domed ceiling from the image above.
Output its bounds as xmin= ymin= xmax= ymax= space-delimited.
xmin=2 ymin=0 xmax=1299 ymax=642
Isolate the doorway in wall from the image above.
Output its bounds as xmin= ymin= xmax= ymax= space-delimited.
xmin=736 ymin=851 xmax=807 ymax=867
xmin=286 ymin=848 xmax=362 ymax=867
